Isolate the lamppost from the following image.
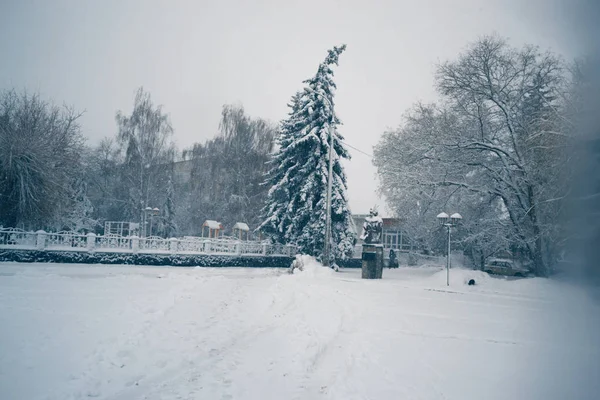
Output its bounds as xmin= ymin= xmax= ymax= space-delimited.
xmin=305 ymin=87 xmax=335 ymax=268
xmin=142 ymin=207 xmax=160 ymax=237
xmin=149 ymin=207 xmax=160 ymax=237
xmin=436 ymin=212 xmax=463 ymax=286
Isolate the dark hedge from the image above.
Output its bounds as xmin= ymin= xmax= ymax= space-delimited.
xmin=0 ymin=250 xmax=293 ymax=268
xmin=338 ymin=258 xmax=362 ymax=269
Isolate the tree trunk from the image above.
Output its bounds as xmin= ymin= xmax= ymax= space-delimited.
xmin=527 ymin=185 xmax=548 ymax=277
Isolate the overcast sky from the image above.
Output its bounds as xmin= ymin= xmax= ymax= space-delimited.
xmin=0 ymin=0 xmax=583 ymax=215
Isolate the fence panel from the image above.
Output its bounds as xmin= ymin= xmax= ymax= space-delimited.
xmin=46 ymin=232 xmax=87 ymax=251
xmin=209 ymin=240 xmax=237 ymax=254
xmin=95 ymin=234 xmax=132 ymax=252
xmin=139 ymin=236 xmax=170 ymax=253
xmin=0 ymin=229 xmax=296 ymax=257
xmin=0 ymin=228 xmax=37 ymax=249
xmin=177 ymin=239 xmax=205 ymax=253
xmin=240 ymin=242 xmax=263 ymax=255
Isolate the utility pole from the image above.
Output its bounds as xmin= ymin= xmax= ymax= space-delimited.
xmin=306 ymin=87 xmax=335 ymax=268
xmin=447 ymin=224 xmax=451 ymax=286
xmin=323 ymin=123 xmax=334 ymax=267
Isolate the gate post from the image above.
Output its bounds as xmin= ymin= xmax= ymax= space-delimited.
xmin=86 ymin=233 xmax=96 ymax=253
xmin=35 ymin=230 xmax=46 ymax=250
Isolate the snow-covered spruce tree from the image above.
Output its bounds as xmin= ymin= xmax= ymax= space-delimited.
xmin=65 ymin=178 xmax=97 ymax=233
xmin=259 ymin=45 xmax=355 ymax=262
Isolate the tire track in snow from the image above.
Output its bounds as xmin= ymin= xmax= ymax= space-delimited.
xmin=291 ymin=282 xmax=363 ymax=399
xmin=105 ymin=272 xmax=284 ymax=400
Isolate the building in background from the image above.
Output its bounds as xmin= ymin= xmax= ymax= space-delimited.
xmin=351 ymin=214 xmax=413 ymax=252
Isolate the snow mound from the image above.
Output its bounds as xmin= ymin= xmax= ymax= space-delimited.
xmin=428 ymin=268 xmax=492 ymax=287
xmin=290 ymin=254 xmax=335 ymax=278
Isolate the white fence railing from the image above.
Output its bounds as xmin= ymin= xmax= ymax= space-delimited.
xmin=0 ymin=228 xmax=37 ymax=249
xmin=0 ymin=228 xmax=296 ymax=257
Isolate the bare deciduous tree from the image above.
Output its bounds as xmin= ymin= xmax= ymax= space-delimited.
xmin=182 ymin=105 xmax=276 ymax=235
xmin=375 ymin=36 xmax=573 ymax=276
xmin=0 ymin=90 xmax=85 ymax=229
xmin=116 ymin=88 xmax=176 ymax=224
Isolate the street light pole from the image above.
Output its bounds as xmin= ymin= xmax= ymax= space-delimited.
xmin=150 ymin=207 xmax=159 ymax=237
xmin=437 ymin=212 xmax=462 ymax=286
xmin=446 ymin=223 xmax=451 ymax=286
xmin=141 ymin=207 xmax=159 ymax=238
xmin=142 ymin=207 xmax=152 ymax=238
xmin=142 ymin=208 xmax=147 ymax=238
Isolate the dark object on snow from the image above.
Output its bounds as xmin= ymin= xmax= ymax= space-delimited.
xmin=362 ymin=244 xmax=384 ymax=279
xmin=388 ymin=249 xmax=399 ymax=269
xmin=468 ymin=279 xmax=476 ymax=286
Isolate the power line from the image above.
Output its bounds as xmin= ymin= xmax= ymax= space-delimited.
xmin=341 ymin=140 xmax=373 ymax=158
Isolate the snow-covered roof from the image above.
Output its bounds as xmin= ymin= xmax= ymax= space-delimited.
xmin=233 ymin=222 xmax=250 ymax=231
xmin=202 ymin=220 xmax=222 ymax=230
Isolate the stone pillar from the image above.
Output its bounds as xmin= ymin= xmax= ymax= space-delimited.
xmin=361 ymin=243 xmax=384 ymax=279
xmin=130 ymin=236 xmax=139 ymax=253
xmin=262 ymin=243 xmax=268 ymax=256
xmin=285 ymin=245 xmax=293 ymax=257
xmin=169 ymin=238 xmax=178 ymax=255
xmin=35 ymin=230 xmax=46 ymax=250
xmin=86 ymin=233 xmax=96 ymax=253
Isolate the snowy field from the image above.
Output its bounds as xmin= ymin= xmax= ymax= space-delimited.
xmin=1 ymin=262 xmax=599 ymax=400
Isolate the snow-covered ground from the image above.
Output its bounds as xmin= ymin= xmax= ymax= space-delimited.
xmin=1 ymin=261 xmax=599 ymax=400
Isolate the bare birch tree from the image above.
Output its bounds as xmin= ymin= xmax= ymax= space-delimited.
xmin=115 ymin=88 xmax=176 ymax=225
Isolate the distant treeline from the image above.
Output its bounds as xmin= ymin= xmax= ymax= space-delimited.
xmin=0 ymin=87 xmax=276 ymax=237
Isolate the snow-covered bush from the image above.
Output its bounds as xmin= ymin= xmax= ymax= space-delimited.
xmin=289 ymin=254 xmax=305 ymax=274
xmin=289 ymin=254 xmax=335 ymax=278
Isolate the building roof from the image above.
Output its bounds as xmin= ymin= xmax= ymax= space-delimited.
xmin=202 ymin=220 xmax=222 ymax=230
xmin=382 ymin=218 xmax=402 ymax=228
xmin=233 ymin=222 xmax=250 ymax=231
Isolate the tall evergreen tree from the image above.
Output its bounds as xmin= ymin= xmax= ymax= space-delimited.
xmin=259 ymin=45 xmax=355 ymax=261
